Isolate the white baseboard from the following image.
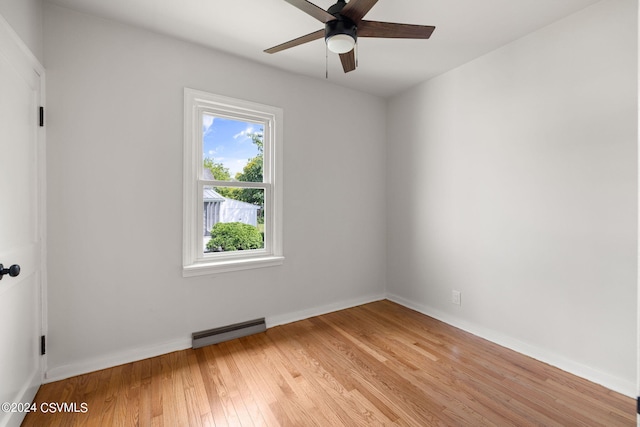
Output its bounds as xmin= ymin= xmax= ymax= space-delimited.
xmin=1 ymin=370 xmax=39 ymax=427
xmin=44 ymin=338 xmax=192 ymax=383
xmin=386 ymin=293 xmax=636 ymax=398
xmin=266 ymin=293 xmax=387 ymax=328
xmin=44 ymin=293 xmax=387 ymax=383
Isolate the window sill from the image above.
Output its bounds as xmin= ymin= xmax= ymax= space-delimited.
xmin=182 ymin=255 xmax=285 ymax=277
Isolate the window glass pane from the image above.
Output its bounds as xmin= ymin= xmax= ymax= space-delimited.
xmin=202 ymin=114 xmax=264 ymax=182
xmin=203 ymin=186 xmax=265 ymax=254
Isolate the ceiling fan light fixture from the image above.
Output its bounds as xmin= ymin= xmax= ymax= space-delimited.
xmin=326 ymin=34 xmax=356 ymax=54
xmin=325 ymin=18 xmax=357 ymax=54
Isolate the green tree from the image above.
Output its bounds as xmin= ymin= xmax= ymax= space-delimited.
xmin=203 ymin=157 xmax=230 ymax=180
xmin=234 ymin=133 xmax=264 ymax=222
xmin=203 ymin=157 xmax=233 ymax=198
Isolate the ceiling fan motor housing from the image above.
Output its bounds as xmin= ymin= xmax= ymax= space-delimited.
xmin=325 ymin=16 xmax=357 ymax=50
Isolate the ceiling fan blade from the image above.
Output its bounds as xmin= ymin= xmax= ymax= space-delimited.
xmin=358 ymin=20 xmax=435 ymax=38
xmin=339 ymin=50 xmax=356 ymax=73
xmin=284 ymin=0 xmax=336 ymax=23
xmin=264 ymin=29 xmax=325 ymax=54
xmin=340 ymin=0 xmax=378 ymax=23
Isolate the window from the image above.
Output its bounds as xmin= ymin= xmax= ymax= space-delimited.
xmin=183 ymin=89 xmax=283 ymax=276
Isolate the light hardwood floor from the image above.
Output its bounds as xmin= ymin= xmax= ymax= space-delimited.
xmin=24 ymin=300 xmax=634 ymax=426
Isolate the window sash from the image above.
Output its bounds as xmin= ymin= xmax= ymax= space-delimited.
xmin=197 ymin=181 xmax=272 ymax=261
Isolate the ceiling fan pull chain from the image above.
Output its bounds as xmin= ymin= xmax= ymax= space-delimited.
xmin=326 ymin=44 xmax=329 ymax=79
xmin=356 ymin=40 xmax=359 ymax=68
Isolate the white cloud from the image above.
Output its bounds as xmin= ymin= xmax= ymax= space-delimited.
xmin=207 ymin=146 xmax=225 ymax=157
xmin=233 ymin=131 xmax=248 ymax=140
xmin=233 ymin=125 xmax=259 ymax=141
xmin=202 ymin=115 xmax=214 ymax=130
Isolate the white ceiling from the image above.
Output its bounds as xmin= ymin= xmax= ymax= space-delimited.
xmin=44 ymin=0 xmax=601 ymax=98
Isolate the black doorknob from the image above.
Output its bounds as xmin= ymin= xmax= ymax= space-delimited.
xmin=0 ymin=264 xmax=20 ymax=280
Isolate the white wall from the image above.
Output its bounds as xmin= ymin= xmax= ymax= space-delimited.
xmin=43 ymin=4 xmax=387 ymax=380
xmin=386 ymin=0 xmax=637 ymax=396
xmin=0 ymin=0 xmax=43 ymax=62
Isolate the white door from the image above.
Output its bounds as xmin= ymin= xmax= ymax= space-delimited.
xmin=0 ymin=16 xmax=45 ymax=427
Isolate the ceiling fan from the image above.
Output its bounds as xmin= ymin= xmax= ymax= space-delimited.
xmin=264 ymin=0 xmax=436 ymax=73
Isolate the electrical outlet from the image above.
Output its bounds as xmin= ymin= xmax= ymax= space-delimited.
xmin=452 ymin=290 xmax=461 ymax=305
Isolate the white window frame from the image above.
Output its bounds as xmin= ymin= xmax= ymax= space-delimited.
xmin=183 ymin=88 xmax=284 ymax=276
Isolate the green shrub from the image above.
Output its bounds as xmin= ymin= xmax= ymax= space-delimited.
xmin=206 ymin=222 xmax=263 ymax=252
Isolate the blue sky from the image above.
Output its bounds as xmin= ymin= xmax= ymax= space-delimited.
xmin=203 ymin=114 xmax=262 ymax=178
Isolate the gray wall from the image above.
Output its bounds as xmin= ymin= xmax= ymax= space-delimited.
xmin=0 ymin=0 xmax=43 ymax=62
xmin=43 ymin=4 xmax=387 ymax=379
xmin=386 ymin=0 xmax=637 ymax=395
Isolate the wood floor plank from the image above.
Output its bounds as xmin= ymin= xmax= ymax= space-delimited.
xmin=251 ymin=331 xmax=328 ymax=427
xmin=185 ymin=350 xmax=213 ymax=423
xmin=268 ymin=324 xmax=392 ymax=426
xmin=23 ymin=301 xmax=635 ymax=426
xmin=211 ymin=342 xmax=257 ymax=426
xmin=196 ymin=346 xmax=235 ymax=426
xmin=149 ymin=355 xmax=164 ymax=421
xmin=225 ymin=338 xmax=282 ymax=426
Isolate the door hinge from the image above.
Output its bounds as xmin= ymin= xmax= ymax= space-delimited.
xmin=39 ymin=106 xmax=44 ymax=127
xmin=40 ymin=335 xmax=46 ymax=355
